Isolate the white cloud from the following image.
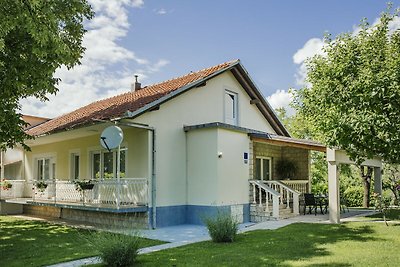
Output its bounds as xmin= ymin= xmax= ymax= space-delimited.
xmin=292 ymin=38 xmax=324 ymax=87
xmin=21 ymin=0 xmax=168 ymax=118
xmin=156 ymin=8 xmax=167 ymax=15
xmin=293 ymin=38 xmax=324 ymax=65
xmin=267 ymin=89 xmax=295 ymax=116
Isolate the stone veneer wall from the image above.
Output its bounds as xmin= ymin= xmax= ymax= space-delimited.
xmin=23 ymin=205 xmax=148 ymax=228
xmin=252 ymin=142 xmax=309 ymax=180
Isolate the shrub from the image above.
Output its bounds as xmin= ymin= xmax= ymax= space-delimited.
xmin=343 ymin=186 xmax=363 ymax=207
xmin=203 ymin=211 xmax=239 ymax=243
xmin=90 ymin=231 xmax=140 ymax=267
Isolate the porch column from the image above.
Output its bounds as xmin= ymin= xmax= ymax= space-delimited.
xmin=374 ymin=167 xmax=382 ymax=194
xmin=328 ymin=161 xmax=340 ymax=224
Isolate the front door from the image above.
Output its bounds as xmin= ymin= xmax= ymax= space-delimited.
xmin=255 ymin=157 xmax=271 ymax=180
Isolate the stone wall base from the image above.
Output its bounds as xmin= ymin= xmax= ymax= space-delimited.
xmin=23 ymin=205 xmax=148 ymax=229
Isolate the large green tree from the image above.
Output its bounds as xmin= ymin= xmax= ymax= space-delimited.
xmin=0 ymin=0 xmax=93 ymax=150
xmin=294 ymin=8 xmax=400 ymax=207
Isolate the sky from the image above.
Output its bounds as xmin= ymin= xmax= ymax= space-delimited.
xmin=21 ymin=0 xmax=400 ymax=118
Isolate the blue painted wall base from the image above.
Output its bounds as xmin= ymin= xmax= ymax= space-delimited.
xmin=149 ymin=203 xmax=250 ymax=228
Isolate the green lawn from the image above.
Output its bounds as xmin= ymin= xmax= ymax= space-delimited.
xmin=0 ymin=216 xmax=163 ymax=267
xmin=137 ymin=221 xmax=400 ymax=266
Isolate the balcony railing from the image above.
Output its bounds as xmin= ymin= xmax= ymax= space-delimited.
xmin=1 ymin=178 xmax=148 ymax=209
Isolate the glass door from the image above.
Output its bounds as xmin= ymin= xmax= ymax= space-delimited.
xmin=255 ymin=157 xmax=271 ymax=180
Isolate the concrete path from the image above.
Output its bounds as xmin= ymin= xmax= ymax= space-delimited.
xmin=46 ymin=209 xmax=376 ymax=267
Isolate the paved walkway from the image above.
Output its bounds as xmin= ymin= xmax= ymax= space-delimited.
xmin=46 ymin=209 xmax=376 ymax=267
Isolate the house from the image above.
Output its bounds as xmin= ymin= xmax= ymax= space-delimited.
xmin=0 ymin=60 xmax=382 ymax=227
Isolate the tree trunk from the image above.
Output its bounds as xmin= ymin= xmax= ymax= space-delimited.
xmin=361 ymin=166 xmax=373 ymax=208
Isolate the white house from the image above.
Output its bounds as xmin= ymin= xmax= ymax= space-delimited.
xmin=0 ymin=60 xmax=382 ymax=227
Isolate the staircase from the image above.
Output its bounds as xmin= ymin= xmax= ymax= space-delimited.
xmin=249 ymin=180 xmax=300 ymax=222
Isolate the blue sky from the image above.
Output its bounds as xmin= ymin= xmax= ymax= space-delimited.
xmin=21 ymin=0 xmax=400 ymax=118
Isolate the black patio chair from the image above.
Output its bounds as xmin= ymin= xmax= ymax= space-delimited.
xmin=303 ymin=193 xmax=318 ymax=215
xmin=340 ymin=195 xmax=350 ymax=213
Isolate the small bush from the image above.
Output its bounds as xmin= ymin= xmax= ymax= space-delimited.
xmin=203 ymin=211 xmax=239 ymax=243
xmin=90 ymin=231 xmax=140 ymax=267
xmin=343 ymin=186 xmax=363 ymax=207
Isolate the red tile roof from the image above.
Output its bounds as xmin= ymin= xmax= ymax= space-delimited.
xmin=27 ymin=60 xmax=239 ymax=136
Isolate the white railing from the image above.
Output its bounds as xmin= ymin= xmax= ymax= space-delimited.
xmin=4 ymin=178 xmax=148 ymax=209
xmin=280 ymin=180 xmax=309 ymax=194
xmin=0 ymin=180 xmax=25 ymax=199
xmin=249 ymin=180 xmax=280 ymax=218
xmin=263 ymin=180 xmax=300 ymax=215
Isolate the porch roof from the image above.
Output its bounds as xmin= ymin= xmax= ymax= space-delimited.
xmin=249 ymin=133 xmax=326 ymax=152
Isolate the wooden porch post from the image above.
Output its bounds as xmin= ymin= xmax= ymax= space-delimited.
xmin=328 ymin=161 xmax=340 ymax=224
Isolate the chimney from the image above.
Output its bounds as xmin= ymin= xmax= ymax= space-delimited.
xmin=131 ymin=75 xmax=141 ymax=91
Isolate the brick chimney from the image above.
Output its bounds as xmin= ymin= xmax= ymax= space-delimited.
xmin=131 ymin=75 xmax=141 ymax=91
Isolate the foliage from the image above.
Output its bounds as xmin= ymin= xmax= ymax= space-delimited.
xmin=275 ymin=159 xmax=297 ymax=179
xmin=310 ymin=152 xmax=328 ymax=194
xmin=139 ymin=222 xmax=400 ymax=266
xmin=203 ymin=211 xmax=239 ymax=243
xmin=372 ymin=192 xmax=395 ymax=226
xmin=35 ymin=181 xmax=48 ymax=191
xmin=88 ymin=231 xmax=141 ymax=267
xmin=367 ymin=208 xmax=400 ymax=221
xmin=74 ymin=180 xmax=95 ymax=191
xmin=0 ymin=0 xmax=93 ymax=150
xmin=382 ymin=163 xmax=400 ymax=206
xmin=343 ymin=186 xmax=364 ymax=207
xmin=0 ymin=216 xmax=163 ymax=267
xmin=0 ymin=179 xmax=12 ymax=190
xmin=294 ymin=7 xmax=400 ymax=165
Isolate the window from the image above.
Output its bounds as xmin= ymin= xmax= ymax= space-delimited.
xmin=91 ymin=148 xmax=127 ymax=179
xmin=36 ymin=157 xmax=55 ymax=180
xmin=255 ymin=157 xmax=271 ymax=180
xmin=225 ymin=90 xmax=238 ymax=125
xmin=70 ymin=153 xmax=80 ymax=180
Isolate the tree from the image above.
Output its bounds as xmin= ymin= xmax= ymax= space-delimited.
xmin=0 ymin=0 xmax=93 ymax=150
xmin=294 ymin=8 xmax=400 ymax=207
xmin=382 ymin=163 xmax=400 ymax=206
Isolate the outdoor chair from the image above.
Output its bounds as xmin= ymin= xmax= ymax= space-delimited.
xmin=303 ymin=193 xmax=318 ymax=215
xmin=340 ymin=196 xmax=350 ymax=213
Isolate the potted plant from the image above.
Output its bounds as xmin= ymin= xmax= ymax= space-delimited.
xmin=74 ymin=180 xmax=95 ymax=191
xmin=35 ymin=181 xmax=48 ymax=192
xmin=1 ymin=179 xmax=12 ymax=190
xmin=276 ymin=159 xmax=298 ymax=180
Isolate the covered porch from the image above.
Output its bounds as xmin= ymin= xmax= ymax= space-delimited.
xmin=1 ymin=122 xmax=155 ymax=227
xmin=248 ymin=133 xmax=326 ymax=221
xmin=247 ymin=133 xmax=382 ymax=224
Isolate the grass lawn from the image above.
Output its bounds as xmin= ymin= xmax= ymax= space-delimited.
xmin=136 ymin=220 xmax=400 ymax=266
xmin=0 ymin=216 xmax=163 ymax=267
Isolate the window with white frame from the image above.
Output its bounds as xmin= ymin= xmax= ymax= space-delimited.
xmin=255 ymin=157 xmax=272 ymax=180
xmin=70 ymin=153 xmax=80 ymax=180
xmin=90 ymin=148 xmax=127 ymax=179
xmin=224 ymin=90 xmax=238 ymax=125
xmin=36 ymin=157 xmax=55 ymax=180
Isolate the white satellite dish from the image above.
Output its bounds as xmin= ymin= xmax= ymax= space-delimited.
xmin=100 ymin=126 xmax=123 ymax=151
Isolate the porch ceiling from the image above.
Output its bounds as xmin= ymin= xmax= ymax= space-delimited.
xmin=249 ymin=133 xmax=326 ymax=152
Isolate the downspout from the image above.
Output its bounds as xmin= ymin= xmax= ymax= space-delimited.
xmin=150 ymin=129 xmax=156 ymax=228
